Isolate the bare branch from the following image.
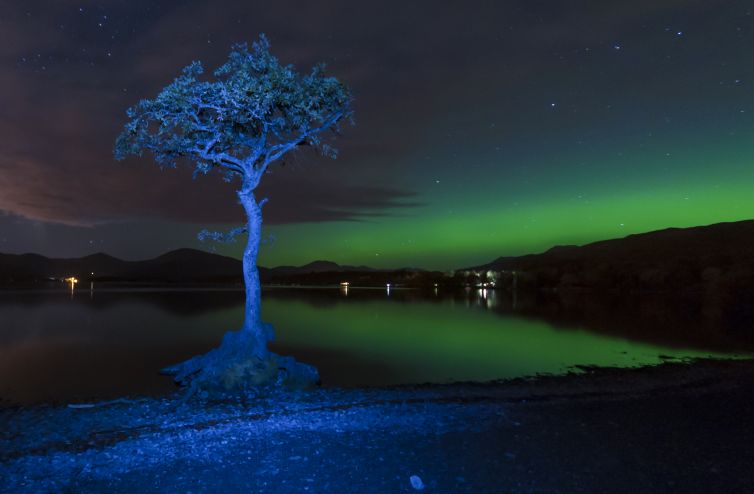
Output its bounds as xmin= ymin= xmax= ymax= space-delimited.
xmin=260 ymin=111 xmax=345 ymax=170
xmin=197 ymin=226 xmax=248 ymax=244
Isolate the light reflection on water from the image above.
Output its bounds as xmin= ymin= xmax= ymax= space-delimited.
xmin=0 ymin=284 xmax=749 ymax=405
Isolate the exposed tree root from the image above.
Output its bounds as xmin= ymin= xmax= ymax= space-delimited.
xmin=162 ymin=325 xmax=319 ymax=400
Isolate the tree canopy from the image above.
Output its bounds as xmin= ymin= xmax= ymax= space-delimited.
xmin=114 ymin=35 xmax=352 ymax=189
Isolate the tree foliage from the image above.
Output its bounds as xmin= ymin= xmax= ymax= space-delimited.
xmin=114 ymin=35 xmax=353 ymax=189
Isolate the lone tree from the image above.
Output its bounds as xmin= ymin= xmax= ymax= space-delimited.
xmin=115 ymin=36 xmax=352 ymax=395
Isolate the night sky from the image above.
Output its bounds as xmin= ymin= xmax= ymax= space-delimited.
xmin=2 ymin=1 xmax=754 ymax=270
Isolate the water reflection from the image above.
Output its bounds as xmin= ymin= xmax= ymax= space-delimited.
xmin=0 ymin=284 xmax=750 ymax=405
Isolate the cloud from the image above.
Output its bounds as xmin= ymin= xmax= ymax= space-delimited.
xmin=0 ymin=0 xmax=435 ymax=229
xmin=259 ymin=177 xmax=423 ymax=224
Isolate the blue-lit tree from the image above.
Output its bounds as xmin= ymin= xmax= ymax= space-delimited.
xmin=115 ymin=36 xmax=352 ymax=395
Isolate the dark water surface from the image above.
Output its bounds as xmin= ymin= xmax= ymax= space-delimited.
xmin=0 ymin=284 xmax=750 ymax=405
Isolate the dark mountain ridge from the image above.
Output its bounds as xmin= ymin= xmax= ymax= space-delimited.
xmin=466 ymin=220 xmax=754 ymax=292
xmin=0 ymin=248 xmax=243 ymax=283
xmin=270 ymin=260 xmax=376 ymax=275
xmin=0 ymin=249 xmax=419 ymax=284
xmin=4 ymin=220 xmax=754 ymax=289
xmin=472 ymin=220 xmax=754 ymax=270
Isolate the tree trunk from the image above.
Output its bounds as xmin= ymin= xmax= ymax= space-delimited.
xmin=238 ymin=187 xmax=269 ymax=358
xmin=161 ymin=179 xmax=318 ymax=396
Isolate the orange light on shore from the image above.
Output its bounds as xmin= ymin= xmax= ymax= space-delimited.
xmin=64 ymin=277 xmax=78 ymax=289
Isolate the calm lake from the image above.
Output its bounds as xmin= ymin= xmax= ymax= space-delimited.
xmin=0 ymin=285 xmax=751 ymax=405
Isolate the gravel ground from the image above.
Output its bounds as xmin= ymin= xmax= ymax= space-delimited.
xmin=1 ymin=358 xmax=753 ymax=493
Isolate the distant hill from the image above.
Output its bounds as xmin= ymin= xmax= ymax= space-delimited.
xmin=0 ymin=248 xmax=243 ymax=283
xmin=269 ymin=260 xmax=376 ymax=276
xmin=465 ymin=220 xmax=754 ymax=292
xmin=0 ymin=249 xmax=420 ymax=285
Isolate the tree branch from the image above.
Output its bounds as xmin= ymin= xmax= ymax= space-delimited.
xmin=260 ymin=111 xmax=345 ymax=170
xmin=197 ymin=226 xmax=248 ymax=244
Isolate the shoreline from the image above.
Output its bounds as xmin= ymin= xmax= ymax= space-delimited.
xmin=2 ymin=357 xmax=753 ymax=492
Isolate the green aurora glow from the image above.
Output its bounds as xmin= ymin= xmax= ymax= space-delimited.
xmin=251 ymin=131 xmax=754 ymax=270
